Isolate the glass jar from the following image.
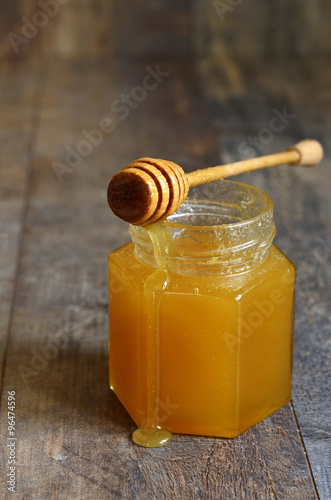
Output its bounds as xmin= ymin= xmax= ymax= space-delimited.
xmin=108 ymin=180 xmax=296 ymax=440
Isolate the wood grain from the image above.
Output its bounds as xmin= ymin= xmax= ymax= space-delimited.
xmin=1 ymin=0 xmax=331 ymax=64
xmin=0 ymin=56 xmax=322 ymax=499
xmin=0 ymin=0 xmax=191 ymax=60
xmin=0 ymin=62 xmax=45 ymax=388
xmin=193 ymin=0 xmax=331 ymax=61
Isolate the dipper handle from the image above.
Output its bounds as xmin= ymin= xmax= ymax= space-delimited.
xmin=107 ymin=139 xmax=323 ymax=225
xmin=187 ymin=139 xmax=323 ymax=187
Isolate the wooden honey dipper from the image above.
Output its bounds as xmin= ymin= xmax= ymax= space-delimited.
xmin=107 ymin=139 xmax=323 ymax=225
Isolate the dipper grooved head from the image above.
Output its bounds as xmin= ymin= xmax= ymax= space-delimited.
xmin=107 ymin=158 xmax=189 ymax=225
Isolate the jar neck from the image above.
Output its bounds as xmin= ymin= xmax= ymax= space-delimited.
xmin=130 ymin=181 xmax=276 ymax=276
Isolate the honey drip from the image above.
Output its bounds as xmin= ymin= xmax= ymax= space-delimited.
xmin=132 ymin=426 xmax=173 ymax=448
xmin=133 ymin=222 xmax=174 ymax=448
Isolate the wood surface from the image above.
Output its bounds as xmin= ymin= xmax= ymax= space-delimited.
xmin=0 ymin=0 xmax=191 ymax=60
xmin=0 ymin=3 xmax=330 ymax=498
xmin=2 ymin=1 xmax=331 ymax=60
xmin=0 ymin=62 xmax=45 ymax=385
xmin=0 ymin=55 xmax=329 ymax=500
xmin=193 ymin=0 xmax=331 ymax=60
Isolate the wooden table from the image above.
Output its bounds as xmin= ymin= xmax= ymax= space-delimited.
xmin=0 ymin=54 xmax=330 ymax=499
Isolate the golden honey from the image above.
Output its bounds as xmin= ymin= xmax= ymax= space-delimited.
xmin=108 ymin=181 xmax=296 ymax=446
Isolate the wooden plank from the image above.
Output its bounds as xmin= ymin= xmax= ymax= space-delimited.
xmin=113 ymin=0 xmax=191 ymax=57
xmin=201 ymin=56 xmax=331 ymax=499
xmin=1 ymin=0 xmax=114 ymax=59
xmin=193 ymin=0 xmax=331 ymax=60
xmin=0 ymin=58 xmax=318 ymax=499
xmin=1 ymin=0 xmax=191 ymax=60
xmin=2 ymin=1 xmax=331 ymax=61
xmin=0 ymin=62 xmax=45 ymax=387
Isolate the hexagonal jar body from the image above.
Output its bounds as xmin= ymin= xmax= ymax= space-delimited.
xmin=108 ymin=181 xmax=296 ymax=438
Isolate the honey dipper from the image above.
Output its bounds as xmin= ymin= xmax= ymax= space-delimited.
xmin=107 ymin=139 xmax=323 ymax=225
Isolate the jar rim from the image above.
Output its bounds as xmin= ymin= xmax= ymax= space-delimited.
xmin=163 ymin=179 xmax=273 ymax=230
xmin=129 ymin=180 xmax=275 ymax=275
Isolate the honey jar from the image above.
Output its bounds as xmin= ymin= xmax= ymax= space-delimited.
xmin=108 ymin=180 xmax=296 ymax=446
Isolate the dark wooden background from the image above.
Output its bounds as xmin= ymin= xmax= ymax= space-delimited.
xmin=0 ymin=1 xmax=330 ymax=499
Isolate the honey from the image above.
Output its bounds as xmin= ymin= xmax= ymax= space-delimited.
xmin=108 ymin=181 xmax=296 ymax=446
